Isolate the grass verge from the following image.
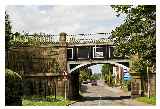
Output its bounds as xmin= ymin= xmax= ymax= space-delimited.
xmin=135 ymin=96 xmax=156 ymax=105
xmin=22 ymin=95 xmax=75 ymax=106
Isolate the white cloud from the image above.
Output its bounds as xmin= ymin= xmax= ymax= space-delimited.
xmin=89 ymin=64 xmax=103 ymax=74
xmin=6 ymin=5 xmax=125 ymax=35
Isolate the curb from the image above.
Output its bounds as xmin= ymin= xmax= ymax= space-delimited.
xmin=66 ymin=101 xmax=78 ymax=106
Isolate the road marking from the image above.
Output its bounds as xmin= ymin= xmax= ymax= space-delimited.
xmin=98 ymin=96 xmax=101 ymax=105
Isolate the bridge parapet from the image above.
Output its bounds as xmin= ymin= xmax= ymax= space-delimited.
xmin=67 ymin=38 xmax=113 ymax=45
xmin=12 ymin=34 xmax=60 ymax=47
xmin=12 ymin=33 xmax=114 ymax=47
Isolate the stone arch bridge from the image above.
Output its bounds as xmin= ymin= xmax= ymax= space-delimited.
xmin=6 ymin=32 xmax=145 ymax=99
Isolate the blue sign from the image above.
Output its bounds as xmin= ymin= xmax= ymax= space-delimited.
xmin=123 ymin=73 xmax=132 ymax=81
xmin=123 ymin=68 xmax=128 ymax=73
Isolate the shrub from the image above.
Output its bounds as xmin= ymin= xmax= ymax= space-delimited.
xmin=5 ymin=69 xmax=22 ymax=106
xmin=136 ymin=96 xmax=156 ymax=105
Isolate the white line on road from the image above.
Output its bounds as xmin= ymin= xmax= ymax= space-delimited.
xmin=98 ymin=96 xmax=102 ymax=105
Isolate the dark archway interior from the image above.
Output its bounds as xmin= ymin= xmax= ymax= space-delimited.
xmin=68 ymin=70 xmax=81 ymax=100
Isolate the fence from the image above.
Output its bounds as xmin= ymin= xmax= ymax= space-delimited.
xmin=12 ymin=34 xmax=114 ymax=47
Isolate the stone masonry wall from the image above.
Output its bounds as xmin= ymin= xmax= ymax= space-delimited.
xmin=6 ymin=32 xmax=69 ymax=97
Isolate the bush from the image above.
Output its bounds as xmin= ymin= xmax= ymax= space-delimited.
xmin=5 ymin=69 xmax=22 ymax=106
xmin=136 ymin=96 xmax=156 ymax=105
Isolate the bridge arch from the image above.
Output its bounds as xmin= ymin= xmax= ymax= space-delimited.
xmin=67 ymin=60 xmax=129 ymax=74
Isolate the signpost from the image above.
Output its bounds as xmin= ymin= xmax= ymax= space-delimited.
xmin=123 ymin=68 xmax=128 ymax=73
xmin=123 ymin=72 xmax=132 ymax=94
xmin=123 ymin=73 xmax=132 ymax=81
xmin=123 ymin=68 xmax=132 ymax=81
xmin=62 ymin=71 xmax=68 ymax=100
xmin=94 ymin=45 xmax=104 ymax=58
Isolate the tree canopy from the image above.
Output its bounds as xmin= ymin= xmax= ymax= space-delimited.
xmin=111 ymin=5 xmax=156 ymax=72
xmin=101 ymin=64 xmax=112 ymax=77
xmin=101 ymin=64 xmax=113 ymax=85
xmin=5 ymin=12 xmax=13 ymax=50
xmin=79 ymin=67 xmax=92 ymax=82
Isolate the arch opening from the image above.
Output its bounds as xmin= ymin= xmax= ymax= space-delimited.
xmin=68 ymin=62 xmax=131 ymax=101
xmin=68 ymin=61 xmax=129 ymax=74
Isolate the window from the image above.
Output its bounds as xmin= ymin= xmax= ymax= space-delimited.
xmin=93 ymin=47 xmax=104 ymax=58
xmin=67 ymin=48 xmax=73 ymax=59
xmin=77 ymin=47 xmax=90 ymax=59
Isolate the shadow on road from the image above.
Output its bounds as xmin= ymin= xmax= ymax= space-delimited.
xmin=80 ymin=85 xmax=90 ymax=93
xmin=79 ymin=96 xmax=131 ymax=101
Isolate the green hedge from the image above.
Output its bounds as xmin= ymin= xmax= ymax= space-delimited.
xmin=5 ymin=69 xmax=22 ymax=106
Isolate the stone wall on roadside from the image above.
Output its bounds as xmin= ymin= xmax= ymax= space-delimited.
xmin=6 ymin=33 xmax=69 ymax=97
xmin=23 ymin=76 xmax=68 ymax=96
xmin=130 ymin=54 xmax=156 ymax=97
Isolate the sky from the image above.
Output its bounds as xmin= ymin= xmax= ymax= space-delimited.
xmin=6 ymin=5 xmax=125 ymax=73
xmin=6 ymin=5 xmax=125 ymax=36
xmin=89 ymin=64 xmax=103 ymax=74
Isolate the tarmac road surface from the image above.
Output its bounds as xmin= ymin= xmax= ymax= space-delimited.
xmin=70 ymin=80 xmax=151 ymax=106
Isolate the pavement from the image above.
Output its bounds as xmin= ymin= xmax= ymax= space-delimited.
xmin=70 ymin=80 xmax=151 ymax=106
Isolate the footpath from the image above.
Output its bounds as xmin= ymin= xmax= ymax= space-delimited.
xmin=103 ymin=84 xmax=153 ymax=106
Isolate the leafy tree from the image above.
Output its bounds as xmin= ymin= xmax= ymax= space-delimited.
xmin=5 ymin=69 xmax=22 ymax=105
xmin=79 ymin=67 xmax=92 ymax=82
xmin=5 ymin=13 xmax=23 ymax=104
xmin=101 ymin=64 xmax=113 ymax=86
xmin=91 ymin=73 xmax=101 ymax=80
xmin=101 ymin=64 xmax=110 ymax=77
xmin=5 ymin=12 xmax=13 ymax=50
xmin=111 ymin=5 xmax=156 ymax=97
xmin=111 ymin=5 xmax=156 ymax=69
